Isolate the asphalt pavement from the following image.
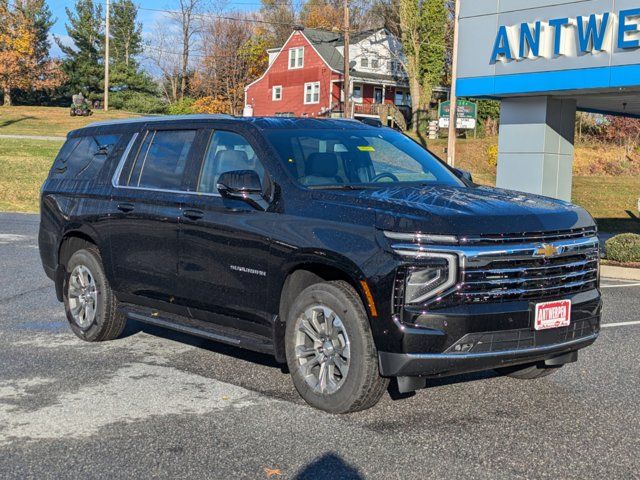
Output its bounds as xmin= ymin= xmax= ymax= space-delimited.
xmin=0 ymin=212 xmax=638 ymax=480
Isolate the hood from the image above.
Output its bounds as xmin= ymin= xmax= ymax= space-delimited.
xmin=318 ymin=185 xmax=594 ymax=236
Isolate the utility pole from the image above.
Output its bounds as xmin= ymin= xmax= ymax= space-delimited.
xmin=447 ymin=0 xmax=460 ymax=166
xmin=104 ymin=0 xmax=110 ymax=111
xmin=343 ymin=0 xmax=351 ymax=119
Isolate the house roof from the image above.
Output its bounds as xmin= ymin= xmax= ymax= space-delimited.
xmin=296 ymin=28 xmax=407 ymax=84
xmin=302 ymin=29 xmax=343 ymax=72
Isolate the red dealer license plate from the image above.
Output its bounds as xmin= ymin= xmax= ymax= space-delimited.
xmin=534 ymin=300 xmax=572 ymax=331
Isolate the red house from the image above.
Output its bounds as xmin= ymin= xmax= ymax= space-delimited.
xmin=244 ymin=28 xmax=411 ymax=124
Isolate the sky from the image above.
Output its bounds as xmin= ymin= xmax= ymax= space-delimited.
xmin=47 ymin=0 xmax=266 ymax=58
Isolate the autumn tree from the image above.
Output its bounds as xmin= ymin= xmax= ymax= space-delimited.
xmin=147 ymin=23 xmax=183 ymax=103
xmin=194 ymin=14 xmax=270 ymax=114
xmin=168 ymin=0 xmax=206 ymax=100
xmin=300 ymin=0 xmax=342 ymax=30
xmin=0 ymin=0 xmax=64 ymax=106
xmin=260 ymin=0 xmax=296 ymax=46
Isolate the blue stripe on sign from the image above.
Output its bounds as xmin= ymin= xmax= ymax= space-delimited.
xmin=456 ymin=64 xmax=640 ymax=97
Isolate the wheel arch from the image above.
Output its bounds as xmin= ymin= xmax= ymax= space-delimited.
xmin=55 ymin=228 xmax=102 ymax=302
xmin=272 ymin=255 xmax=377 ymax=363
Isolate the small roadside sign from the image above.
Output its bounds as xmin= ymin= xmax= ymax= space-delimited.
xmin=438 ymin=100 xmax=477 ymax=130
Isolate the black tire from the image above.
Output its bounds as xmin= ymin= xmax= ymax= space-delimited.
xmin=285 ymin=280 xmax=388 ymax=413
xmin=496 ymin=362 xmax=563 ymax=380
xmin=63 ymin=246 xmax=126 ymax=342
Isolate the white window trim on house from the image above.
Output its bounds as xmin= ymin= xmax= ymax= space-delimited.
xmin=304 ymin=82 xmax=320 ymax=104
xmin=272 ymin=85 xmax=282 ymax=101
xmin=289 ymin=47 xmax=304 ymax=69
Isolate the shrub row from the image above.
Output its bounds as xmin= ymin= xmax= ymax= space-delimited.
xmin=605 ymin=233 xmax=640 ymax=263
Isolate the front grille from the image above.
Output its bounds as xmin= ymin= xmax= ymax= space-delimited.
xmin=458 ymin=236 xmax=599 ymax=304
xmin=386 ymin=228 xmax=600 ymax=309
xmin=445 ymin=317 xmax=599 ymax=354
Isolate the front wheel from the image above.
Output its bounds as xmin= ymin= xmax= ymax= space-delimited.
xmin=285 ymin=281 xmax=388 ymax=413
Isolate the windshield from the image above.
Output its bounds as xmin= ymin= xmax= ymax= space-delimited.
xmin=264 ymin=128 xmax=463 ymax=189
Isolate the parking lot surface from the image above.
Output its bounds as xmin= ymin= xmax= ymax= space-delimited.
xmin=0 ymin=213 xmax=638 ymax=479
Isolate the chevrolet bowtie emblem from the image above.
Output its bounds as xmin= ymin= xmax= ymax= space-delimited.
xmin=534 ymin=243 xmax=560 ymax=258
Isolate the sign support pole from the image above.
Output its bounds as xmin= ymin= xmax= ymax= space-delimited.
xmin=447 ymin=0 xmax=460 ymax=167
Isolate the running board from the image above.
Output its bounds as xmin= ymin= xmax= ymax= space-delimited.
xmin=119 ymin=305 xmax=275 ymax=355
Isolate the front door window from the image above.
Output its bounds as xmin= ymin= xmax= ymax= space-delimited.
xmin=374 ymin=88 xmax=383 ymax=104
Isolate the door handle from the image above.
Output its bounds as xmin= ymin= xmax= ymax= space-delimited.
xmin=183 ymin=209 xmax=204 ymax=220
xmin=117 ymin=202 xmax=135 ymax=213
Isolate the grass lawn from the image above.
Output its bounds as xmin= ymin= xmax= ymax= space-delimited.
xmin=0 ymin=137 xmax=63 ymax=212
xmin=0 ymin=107 xmax=638 ymax=234
xmin=573 ymin=176 xmax=640 ymax=234
xmin=0 ymin=106 xmax=139 ymax=137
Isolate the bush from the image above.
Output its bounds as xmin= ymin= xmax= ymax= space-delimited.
xmin=108 ymin=91 xmax=167 ymax=114
xmin=605 ymin=233 xmax=640 ymax=263
xmin=166 ymin=98 xmax=195 ymax=115
xmin=192 ymin=96 xmax=230 ymax=114
xmin=486 ymin=144 xmax=498 ymax=167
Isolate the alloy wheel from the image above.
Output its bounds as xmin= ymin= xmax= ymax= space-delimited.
xmin=294 ymin=305 xmax=351 ymax=394
xmin=68 ymin=265 xmax=98 ymax=329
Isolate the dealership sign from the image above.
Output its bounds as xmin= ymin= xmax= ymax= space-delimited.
xmin=491 ymin=9 xmax=640 ymax=63
xmin=438 ymin=100 xmax=477 ymax=130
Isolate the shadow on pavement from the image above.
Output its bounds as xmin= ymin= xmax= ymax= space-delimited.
xmin=294 ymin=453 xmax=364 ymax=480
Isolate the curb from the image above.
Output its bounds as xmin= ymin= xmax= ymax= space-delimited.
xmin=601 ymin=265 xmax=640 ymax=281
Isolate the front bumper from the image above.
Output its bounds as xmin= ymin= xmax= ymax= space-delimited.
xmin=377 ymin=289 xmax=601 ymax=379
xmin=379 ymin=333 xmax=597 ymax=378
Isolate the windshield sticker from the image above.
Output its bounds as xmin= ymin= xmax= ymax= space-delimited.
xmin=357 ymin=146 xmax=375 ymax=152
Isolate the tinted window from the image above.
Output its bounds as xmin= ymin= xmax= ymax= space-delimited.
xmin=264 ymin=128 xmax=462 ymax=188
xmin=127 ymin=130 xmax=196 ymax=190
xmin=198 ymin=131 xmax=265 ymax=194
xmin=51 ymin=134 xmax=121 ymax=179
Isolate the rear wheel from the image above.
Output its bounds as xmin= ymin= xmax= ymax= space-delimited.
xmin=496 ymin=362 xmax=563 ymax=380
xmin=285 ymin=281 xmax=388 ymax=413
xmin=63 ymin=247 xmax=126 ymax=342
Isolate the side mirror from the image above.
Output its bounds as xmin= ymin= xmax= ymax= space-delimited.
xmin=454 ymin=168 xmax=473 ymax=183
xmin=217 ymin=170 xmax=266 ymax=210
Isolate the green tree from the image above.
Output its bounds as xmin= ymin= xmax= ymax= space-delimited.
xmin=109 ymin=0 xmax=154 ymax=94
xmin=56 ymin=0 xmax=104 ymax=95
xmin=399 ymin=0 xmax=447 ymax=132
xmin=23 ymin=0 xmax=54 ymax=63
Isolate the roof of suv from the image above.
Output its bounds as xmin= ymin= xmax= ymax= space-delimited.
xmin=84 ymin=115 xmax=377 ymax=132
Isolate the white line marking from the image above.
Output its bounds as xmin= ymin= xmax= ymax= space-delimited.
xmin=601 ymin=282 xmax=640 ymax=288
xmin=601 ymin=321 xmax=640 ymax=328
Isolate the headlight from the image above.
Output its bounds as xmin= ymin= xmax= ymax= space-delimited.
xmin=404 ymin=253 xmax=457 ymax=304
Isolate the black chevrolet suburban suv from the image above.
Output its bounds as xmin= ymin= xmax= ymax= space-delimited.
xmin=39 ymin=115 xmax=601 ymax=413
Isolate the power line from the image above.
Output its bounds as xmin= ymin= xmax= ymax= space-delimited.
xmin=136 ymin=6 xmax=300 ymax=28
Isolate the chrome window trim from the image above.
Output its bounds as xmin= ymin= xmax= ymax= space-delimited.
xmin=111 ymin=132 xmax=138 ymax=188
xmin=110 ymin=130 xmax=223 ymax=198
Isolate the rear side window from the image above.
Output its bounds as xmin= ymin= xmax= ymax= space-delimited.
xmin=51 ymin=134 xmax=121 ymax=179
xmin=126 ymin=130 xmax=196 ymax=190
